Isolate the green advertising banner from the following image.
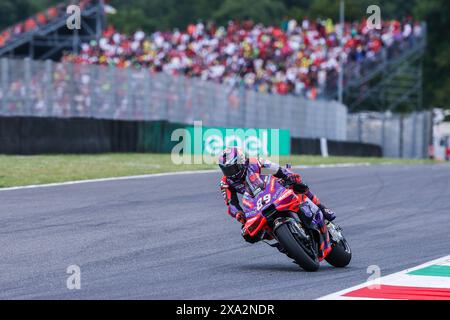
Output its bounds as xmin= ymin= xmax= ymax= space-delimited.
xmin=184 ymin=123 xmax=290 ymax=156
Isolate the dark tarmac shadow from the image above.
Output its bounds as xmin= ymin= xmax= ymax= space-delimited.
xmin=236 ymin=262 xmax=344 ymax=273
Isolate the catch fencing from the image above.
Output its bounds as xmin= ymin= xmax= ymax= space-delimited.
xmin=347 ymin=111 xmax=432 ymax=158
xmin=0 ymin=58 xmax=432 ymax=158
xmin=0 ymin=58 xmax=347 ymax=140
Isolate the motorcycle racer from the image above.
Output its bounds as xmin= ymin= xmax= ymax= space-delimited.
xmin=218 ymin=147 xmax=336 ymax=243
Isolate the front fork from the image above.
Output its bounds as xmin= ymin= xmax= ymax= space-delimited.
xmin=297 ymin=204 xmax=332 ymax=260
xmin=327 ymin=221 xmax=345 ymax=243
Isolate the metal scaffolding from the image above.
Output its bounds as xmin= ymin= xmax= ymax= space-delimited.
xmin=343 ymin=25 xmax=427 ymax=113
xmin=0 ymin=1 xmax=105 ymax=61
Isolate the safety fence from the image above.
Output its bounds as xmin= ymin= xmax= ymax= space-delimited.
xmin=0 ymin=116 xmax=183 ymax=154
xmin=347 ymin=111 xmax=432 ymax=159
xmin=1 ymin=116 xmax=383 ymax=157
xmin=291 ymin=137 xmax=382 ymax=158
xmin=0 ymin=58 xmax=348 ymax=141
xmin=0 ymin=58 xmax=432 ymax=158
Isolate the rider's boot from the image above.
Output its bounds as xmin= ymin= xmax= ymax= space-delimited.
xmin=318 ymin=204 xmax=336 ymax=222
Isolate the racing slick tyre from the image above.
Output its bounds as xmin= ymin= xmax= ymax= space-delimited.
xmin=274 ymin=223 xmax=320 ymax=272
xmin=325 ymin=238 xmax=352 ymax=268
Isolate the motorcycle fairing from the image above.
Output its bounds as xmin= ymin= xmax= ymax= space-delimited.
xmin=242 ymin=176 xmax=297 ymax=218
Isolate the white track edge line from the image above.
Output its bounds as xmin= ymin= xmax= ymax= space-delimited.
xmin=0 ymin=169 xmax=218 ymax=192
xmin=0 ymin=162 xmax=374 ymax=192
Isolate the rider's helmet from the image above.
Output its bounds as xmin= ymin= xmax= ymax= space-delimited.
xmin=218 ymin=147 xmax=248 ymax=180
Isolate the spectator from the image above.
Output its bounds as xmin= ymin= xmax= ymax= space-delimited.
xmin=58 ymin=17 xmax=423 ymax=99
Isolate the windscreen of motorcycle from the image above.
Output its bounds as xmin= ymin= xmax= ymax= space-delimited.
xmin=244 ymin=171 xmax=266 ymax=198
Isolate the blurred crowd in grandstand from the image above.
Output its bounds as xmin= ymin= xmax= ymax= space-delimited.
xmin=61 ymin=17 xmax=422 ymax=99
xmin=0 ymin=0 xmax=423 ymax=102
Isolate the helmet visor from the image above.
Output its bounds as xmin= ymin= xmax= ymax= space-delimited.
xmin=220 ymin=163 xmax=244 ymax=178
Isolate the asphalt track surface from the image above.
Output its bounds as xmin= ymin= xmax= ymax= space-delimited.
xmin=0 ymin=164 xmax=449 ymax=299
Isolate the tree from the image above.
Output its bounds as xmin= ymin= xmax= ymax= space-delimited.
xmin=212 ymin=0 xmax=287 ymax=25
xmin=414 ymin=0 xmax=450 ymax=107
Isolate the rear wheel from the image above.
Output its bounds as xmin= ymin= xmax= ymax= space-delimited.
xmin=274 ymin=223 xmax=320 ymax=272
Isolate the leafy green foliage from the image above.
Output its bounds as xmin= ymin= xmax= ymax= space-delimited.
xmin=212 ymin=0 xmax=287 ymax=25
xmin=413 ymin=0 xmax=450 ymax=108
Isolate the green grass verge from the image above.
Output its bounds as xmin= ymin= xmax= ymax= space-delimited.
xmin=0 ymin=153 xmax=437 ymax=189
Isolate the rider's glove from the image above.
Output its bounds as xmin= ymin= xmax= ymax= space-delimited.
xmin=288 ymin=173 xmax=302 ymax=185
xmin=275 ymin=168 xmax=302 ymax=185
xmin=235 ymin=211 xmax=246 ymax=224
xmin=318 ymin=204 xmax=336 ymax=222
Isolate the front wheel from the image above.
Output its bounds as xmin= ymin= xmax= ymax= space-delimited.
xmin=274 ymin=223 xmax=320 ymax=272
xmin=325 ymin=237 xmax=352 ymax=268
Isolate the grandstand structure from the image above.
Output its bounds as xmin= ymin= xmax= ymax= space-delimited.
xmin=0 ymin=1 xmax=105 ymax=61
xmin=0 ymin=2 xmax=431 ymax=158
xmin=337 ymin=24 xmax=427 ymax=113
xmin=0 ymin=1 xmax=427 ymax=115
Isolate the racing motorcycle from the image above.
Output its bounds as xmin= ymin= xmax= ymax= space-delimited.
xmin=241 ymin=166 xmax=351 ymax=272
